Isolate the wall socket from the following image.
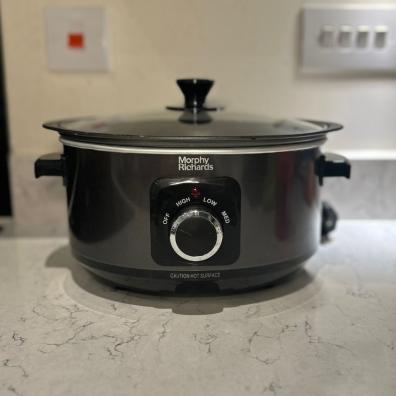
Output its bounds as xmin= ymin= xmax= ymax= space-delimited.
xmin=301 ymin=4 xmax=396 ymax=72
xmin=45 ymin=7 xmax=110 ymax=72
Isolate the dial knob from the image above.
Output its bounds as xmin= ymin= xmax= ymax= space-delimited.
xmin=169 ymin=208 xmax=223 ymax=262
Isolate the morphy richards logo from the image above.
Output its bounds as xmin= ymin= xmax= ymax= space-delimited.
xmin=178 ymin=156 xmax=214 ymax=171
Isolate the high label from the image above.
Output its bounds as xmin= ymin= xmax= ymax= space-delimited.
xmin=178 ymin=156 xmax=214 ymax=171
xmin=175 ymin=197 xmax=190 ymax=207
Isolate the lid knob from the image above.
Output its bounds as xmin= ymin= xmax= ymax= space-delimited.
xmin=166 ymin=78 xmax=222 ymax=123
xmin=177 ymin=79 xmax=214 ymax=110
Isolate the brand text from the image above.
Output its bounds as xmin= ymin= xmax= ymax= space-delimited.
xmin=178 ymin=156 xmax=214 ymax=171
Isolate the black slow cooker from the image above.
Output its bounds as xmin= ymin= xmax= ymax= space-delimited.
xmin=35 ymin=79 xmax=351 ymax=294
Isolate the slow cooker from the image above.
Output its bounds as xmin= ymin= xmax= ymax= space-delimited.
xmin=35 ymin=79 xmax=351 ymax=294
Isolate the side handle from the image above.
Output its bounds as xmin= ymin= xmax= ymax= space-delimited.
xmin=35 ymin=153 xmax=65 ymax=178
xmin=315 ymin=153 xmax=351 ymax=186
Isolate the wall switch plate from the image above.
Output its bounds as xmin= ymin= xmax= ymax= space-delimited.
xmin=44 ymin=7 xmax=110 ymax=72
xmin=301 ymin=4 xmax=396 ymax=72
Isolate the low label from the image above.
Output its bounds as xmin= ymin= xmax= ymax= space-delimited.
xmin=178 ymin=156 xmax=214 ymax=171
xmin=203 ymin=197 xmax=217 ymax=206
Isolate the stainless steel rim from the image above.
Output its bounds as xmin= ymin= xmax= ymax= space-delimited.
xmin=60 ymin=137 xmax=326 ymax=154
xmin=169 ymin=209 xmax=223 ymax=262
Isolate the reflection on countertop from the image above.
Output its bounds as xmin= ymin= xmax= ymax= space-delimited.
xmin=0 ymin=220 xmax=395 ymax=396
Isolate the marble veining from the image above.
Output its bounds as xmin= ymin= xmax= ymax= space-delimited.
xmin=0 ymin=220 xmax=396 ymax=395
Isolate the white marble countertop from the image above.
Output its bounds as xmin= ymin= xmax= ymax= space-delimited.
xmin=0 ymin=220 xmax=395 ymax=396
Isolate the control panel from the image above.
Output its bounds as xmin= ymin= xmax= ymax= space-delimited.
xmin=150 ymin=177 xmax=241 ymax=266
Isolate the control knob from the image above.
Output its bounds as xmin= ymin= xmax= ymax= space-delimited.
xmin=169 ymin=207 xmax=223 ymax=262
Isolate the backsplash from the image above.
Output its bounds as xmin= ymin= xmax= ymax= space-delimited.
xmin=322 ymin=160 xmax=396 ymax=219
xmin=3 ymin=0 xmax=396 ymax=156
xmin=9 ymin=154 xmax=68 ymax=236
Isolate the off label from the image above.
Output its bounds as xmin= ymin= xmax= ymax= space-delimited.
xmin=162 ymin=212 xmax=170 ymax=224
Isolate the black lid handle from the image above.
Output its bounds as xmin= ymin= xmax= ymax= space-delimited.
xmin=177 ymin=79 xmax=214 ymax=110
xmin=167 ymin=78 xmax=221 ymax=114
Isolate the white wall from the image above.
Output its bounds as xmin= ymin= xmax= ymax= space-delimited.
xmin=2 ymin=0 xmax=396 ymax=156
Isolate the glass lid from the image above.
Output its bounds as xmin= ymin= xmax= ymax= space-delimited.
xmin=43 ymin=79 xmax=342 ymax=148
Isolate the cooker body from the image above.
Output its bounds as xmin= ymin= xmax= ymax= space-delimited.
xmin=61 ymin=144 xmax=322 ymax=293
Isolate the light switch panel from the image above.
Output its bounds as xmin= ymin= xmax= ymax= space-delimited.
xmin=301 ymin=4 xmax=396 ymax=72
xmin=45 ymin=7 xmax=110 ymax=72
